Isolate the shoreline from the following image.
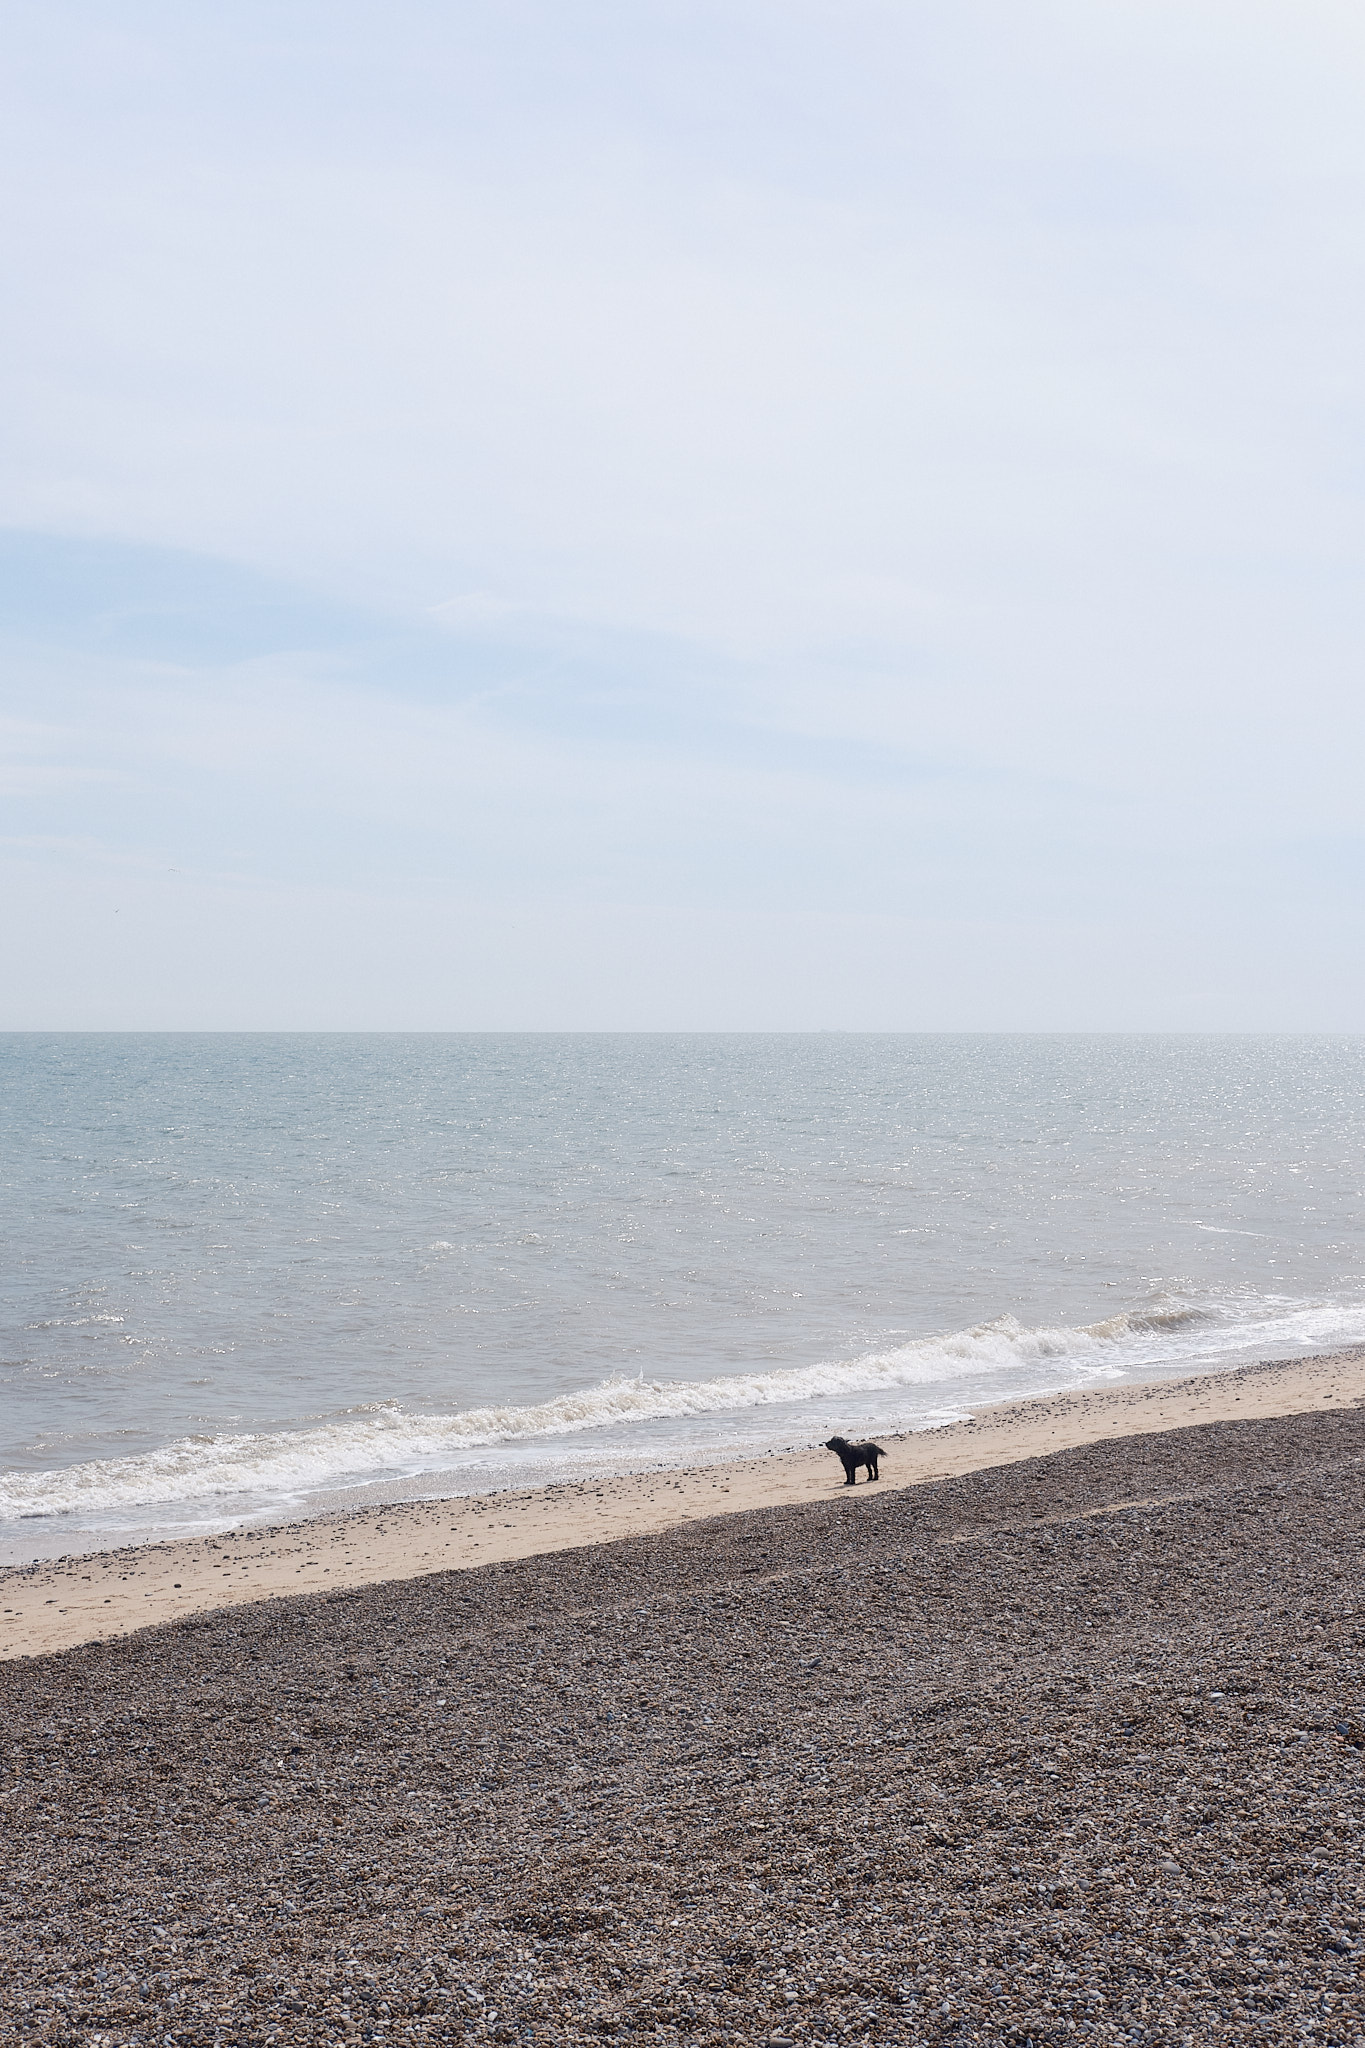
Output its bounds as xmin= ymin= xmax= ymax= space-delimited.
xmin=4 ymin=1341 xmax=1364 ymax=1662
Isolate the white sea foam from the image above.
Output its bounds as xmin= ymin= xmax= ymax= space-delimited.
xmin=27 ymin=1315 xmax=125 ymax=1329
xmin=4 ymin=1292 xmax=1359 ymax=1526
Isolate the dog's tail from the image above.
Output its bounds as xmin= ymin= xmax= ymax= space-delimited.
xmin=869 ymin=1443 xmax=888 ymax=1458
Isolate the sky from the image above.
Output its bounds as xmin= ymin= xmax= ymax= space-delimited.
xmin=3 ymin=0 xmax=1365 ymax=1029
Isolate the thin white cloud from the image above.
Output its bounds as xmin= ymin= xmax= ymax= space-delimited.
xmin=2 ymin=3 xmax=1365 ymax=1022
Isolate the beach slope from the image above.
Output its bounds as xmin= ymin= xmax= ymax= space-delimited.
xmin=3 ymin=1379 xmax=1365 ymax=2040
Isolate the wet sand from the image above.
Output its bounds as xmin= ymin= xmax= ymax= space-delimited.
xmin=3 ymin=1346 xmax=1364 ymax=1663
xmin=5 ymin=1380 xmax=1365 ymax=2044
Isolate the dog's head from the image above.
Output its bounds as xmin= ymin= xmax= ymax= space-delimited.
xmin=823 ymin=1436 xmax=849 ymax=1452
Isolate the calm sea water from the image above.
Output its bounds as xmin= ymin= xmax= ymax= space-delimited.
xmin=2 ymin=1034 xmax=1363 ymax=1561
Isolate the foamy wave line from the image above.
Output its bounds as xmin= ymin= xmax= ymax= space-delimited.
xmin=0 ymin=1306 xmax=1214 ymax=1521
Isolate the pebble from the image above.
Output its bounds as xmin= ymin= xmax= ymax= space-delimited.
xmin=5 ymin=1402 xmax=1365 ymax=2043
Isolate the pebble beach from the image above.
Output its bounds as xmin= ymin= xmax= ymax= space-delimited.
xmin=5 ymin=1368 xmax=1365 ymax=2045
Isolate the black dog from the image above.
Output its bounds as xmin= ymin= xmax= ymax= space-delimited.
xmin=824 ymin=1435 xmax=886 ymax=1485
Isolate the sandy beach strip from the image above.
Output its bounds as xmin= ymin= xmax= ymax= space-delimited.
xmin=5 ymin=1386 xmax=1365 ymax=2043
xmin=3 ymin=1345 xmax=1365 ymax=1662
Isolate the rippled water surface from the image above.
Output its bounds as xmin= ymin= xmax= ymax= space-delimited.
xmin=2 ymin=1033 xmax=1363 ymax=1555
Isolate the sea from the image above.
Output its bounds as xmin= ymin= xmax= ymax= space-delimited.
xmin=2 ymin=1033 xmax=1363 ymax=1565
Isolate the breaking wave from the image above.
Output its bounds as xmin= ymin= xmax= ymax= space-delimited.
xmin=0 ymin=1294 xmax=1322 ymax=1524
